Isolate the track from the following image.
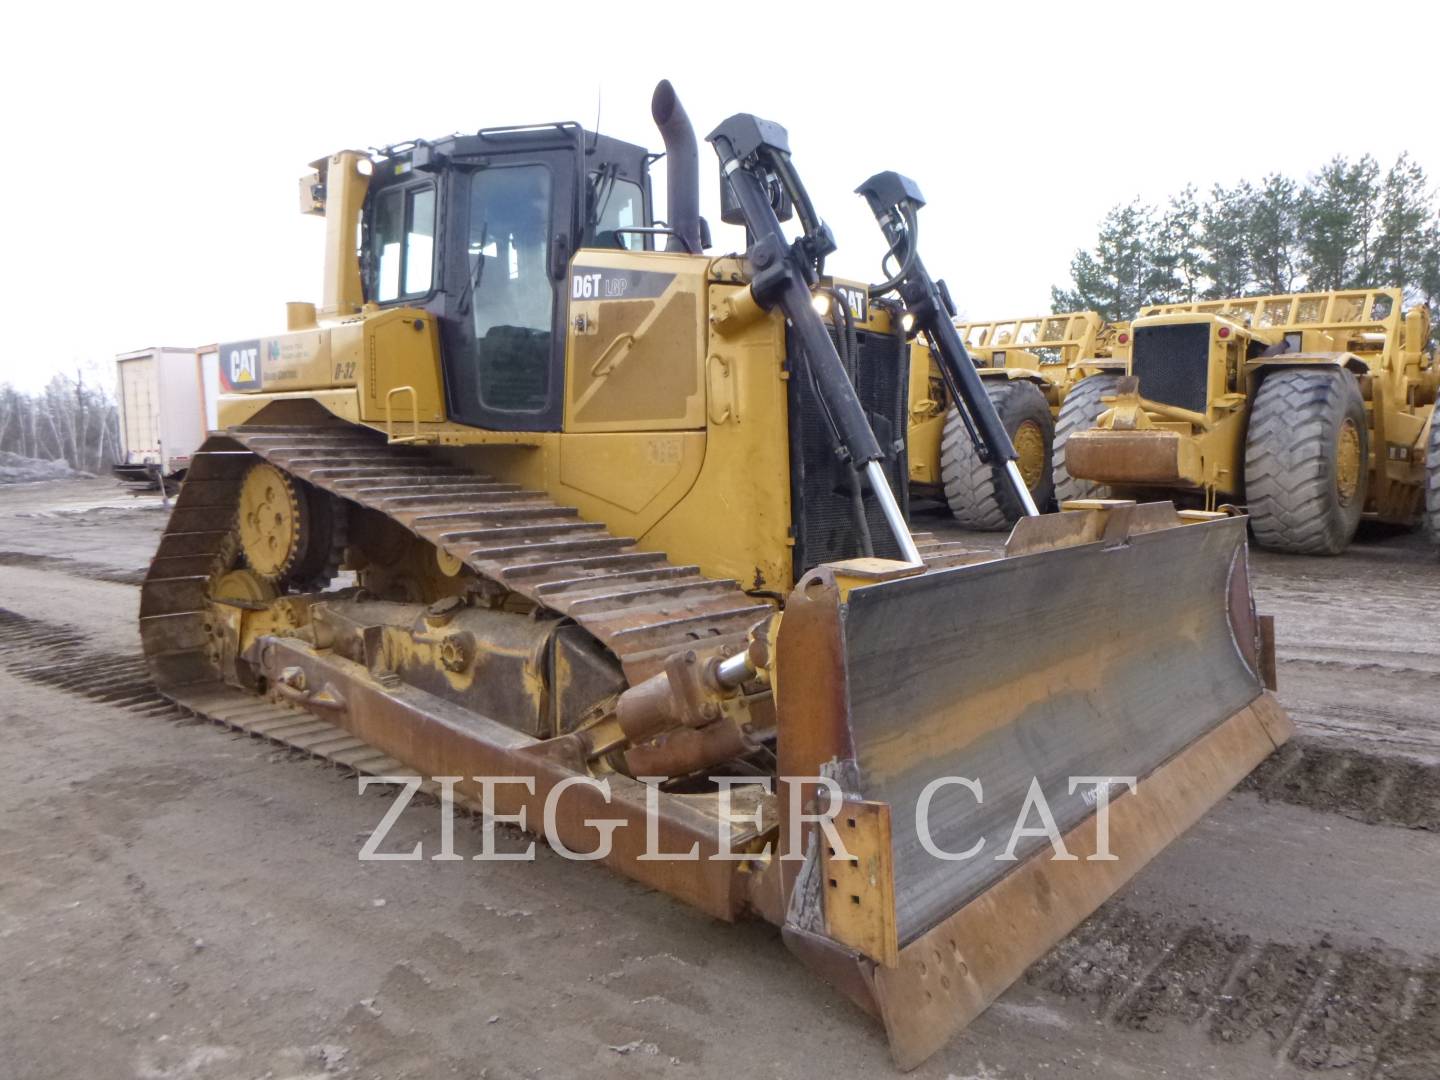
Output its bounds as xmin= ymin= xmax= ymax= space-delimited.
xmin=0 ymin=605 xmax=424 ymax=781
xmin=138 ymin=422 xmax=976 ymax=722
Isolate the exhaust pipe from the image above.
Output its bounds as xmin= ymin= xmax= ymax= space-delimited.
xmin=650 ymin=80 xmax=702 ymax=254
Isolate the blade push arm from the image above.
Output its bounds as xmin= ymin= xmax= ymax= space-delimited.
xmin=707 ymin=117 xmax=921 ymax=563
xmin=856 ymin=172 xmax=1039 ymax=517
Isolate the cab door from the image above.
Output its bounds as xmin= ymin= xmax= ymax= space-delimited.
xmin=440 ymin=149 xmax=576 ymax=432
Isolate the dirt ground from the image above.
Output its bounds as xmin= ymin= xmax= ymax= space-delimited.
xmin=2 ymin=478 xmax=1438 ymax=1080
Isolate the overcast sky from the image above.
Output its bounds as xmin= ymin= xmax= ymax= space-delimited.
xmin=1 ymin=0 xmax=1434 ymax=392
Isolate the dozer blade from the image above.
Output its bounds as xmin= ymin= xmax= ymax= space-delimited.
xmin=773 ymin=502 xmax=1291 ymax=1069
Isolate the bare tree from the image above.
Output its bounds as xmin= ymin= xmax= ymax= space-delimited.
xmin=0 ymin=373 xmax=120 ymax=472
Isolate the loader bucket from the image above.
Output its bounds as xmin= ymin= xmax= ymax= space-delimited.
xmin=773 ymin=502 xmax=1291 ymax=1069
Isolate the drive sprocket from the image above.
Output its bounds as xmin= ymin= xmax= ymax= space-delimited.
xmin=237 ymin=462 xmax=307 ymax=581
xmin=236 ymin=461 xmax=343 ymax=588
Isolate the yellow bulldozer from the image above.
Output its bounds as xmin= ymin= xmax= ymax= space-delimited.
xmin=1063 ymin=290 xmax=1440 ymax=554
xmin=139 ymin=83 xmax=1291 ymax=1068
xmin=906 ymin=310 xmax=1130 ymax=526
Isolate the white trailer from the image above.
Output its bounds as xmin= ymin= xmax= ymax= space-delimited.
xmin=113 ymin=346 xmax=218 ymax=488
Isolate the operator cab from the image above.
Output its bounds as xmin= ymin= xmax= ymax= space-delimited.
xmin=360 ymin=126 xmax=658 ymax=432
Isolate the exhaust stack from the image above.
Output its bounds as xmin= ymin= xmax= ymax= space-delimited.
xmin=650 ymin=80 xmax=702 ymax=254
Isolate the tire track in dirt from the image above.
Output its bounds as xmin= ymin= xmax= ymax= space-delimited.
xmin=1029 ymin=903 xmax=1440 ymax=1075
xmin=1243 ymin=740 xmax=1440 ymax=831
xmin=0 ymin=607 xmax=171 ymax=712
xmin=0 ymin=548 xmax=146 ymax=585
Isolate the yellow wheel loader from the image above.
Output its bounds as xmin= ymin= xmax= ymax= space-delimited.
xmin=139 ymin=82 xmax=1291 ymax=1068
xmin=907 ymin=311 xmax=1130 ymax=528
xmin=1063 ymin=290 xmax=1439 ymax=555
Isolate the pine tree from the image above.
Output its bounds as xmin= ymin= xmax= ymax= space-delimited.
xmin=1053 ymin=154 xmax=1436 ymax=326
xmin=1375 ymin=153 xmax=1432 ymax=302
xmin=1299 ymin=155 xmax=1380 ymax=289
xmin=1351 ymin=154 xmax=1382 ymax=284
xmin=1150 ymin=186 xmax=1204 ymax=304
xmin=1419 ymin=214 xmax=1440 ymax=350
xmin=1201 ymin=181 xmax=1255 ymax=299
xmin=1051 ymin=199 xmax=1162 ymax=322
xmin=1249 ymin=174 xmax=1303 ymax=295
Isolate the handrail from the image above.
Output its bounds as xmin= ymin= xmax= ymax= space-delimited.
xmin=384 ymin=385 xmax=434 ymax=445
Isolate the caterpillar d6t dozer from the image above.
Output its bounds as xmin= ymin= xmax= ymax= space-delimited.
xmin=906 ymin=309 xmax=1131 ymax=527
xmin=139 ymin=83 xmax=1291 ymax=1068
xmin=1063 ymin=290 xmax=1440 ymax=555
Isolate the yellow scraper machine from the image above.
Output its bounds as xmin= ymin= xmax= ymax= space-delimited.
xmin=139 ymin=82 xmax=1291 ymax=1068
xmin=906 ymin=309 xmax=1132 ymax=526
xmin=1063 ymin=290 xmax=1438 ymax=554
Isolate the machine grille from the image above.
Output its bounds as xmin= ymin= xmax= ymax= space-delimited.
xmin=1131 ymin=323 xmax=1211 ymax=413
xmin=787 ymin=320 xmax=910 ymax=577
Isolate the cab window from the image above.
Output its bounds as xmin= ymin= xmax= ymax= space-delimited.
xmin=371 ymin=184 xmax=436 ymax=302
xmin=589 ymin=175 xmax=645 ymax=250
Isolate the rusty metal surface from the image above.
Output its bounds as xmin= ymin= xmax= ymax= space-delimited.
xmin=822 ymin=800 xmax=898 ymax=967
xmin=871 ymin=693 xmax=1292 ymax=1070
xmin=1259 ymin=613 xmax=1278 ymax=691
xmin=1065 ymin=428 xmax=1186 ymax=485
xmin=176 ymin=683 xmax=420 ymax=777
xmin=250 ymin=634 xmax=754 ymax=920
xmin=840 ymin=513 xmax=1263 ymax=943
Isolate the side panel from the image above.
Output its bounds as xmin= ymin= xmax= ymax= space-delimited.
xmin=637 ymin=282 xmax=795 ymax=592
xmin=117 ymin=356 xmax=159 ymax=463
xmin=357 ymin=309 xmax=445 ymax=424
xmin=552 ymin=431 xmax=706 ymax=532
xmin=908 ymin=414 xmax=944 ymax=487
xmin=563 ymin=250 xmax=708 ymax=433
xmin=199 ymin=348 xmax=220 ymax=431
xmin=155 ymin=349 xmax=207 ymax=471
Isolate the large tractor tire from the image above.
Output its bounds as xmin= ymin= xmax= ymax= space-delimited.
xmin=1425 ymin=409 xmax=1440 ymax=548
xmin=1053 ymin=374 xmax=1123 ymax=504
xmin=1244 ymin=368 xmax=1368 ymax=555
xmin=939 ymin=379 xmax=1054 ymax=530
